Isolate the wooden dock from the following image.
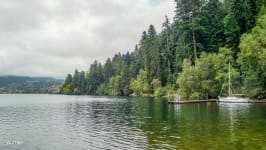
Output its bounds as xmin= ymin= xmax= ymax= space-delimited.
xmin=168 ymin=99 xmax=218 ymax=104
xmin=168 ymin=99 xmax=266 ymax=104
xmin=248 ymin=100 xmax=266 ymax=103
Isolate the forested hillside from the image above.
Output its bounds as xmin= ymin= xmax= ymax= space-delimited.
xmin=61 ymin=0 xmax=266 ymax=99
xmin=0 ymin=76 xmax=63 ymax=93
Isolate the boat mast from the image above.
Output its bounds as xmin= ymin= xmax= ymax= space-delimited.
xmin=228 ymin=62 xmax=231 ymax=97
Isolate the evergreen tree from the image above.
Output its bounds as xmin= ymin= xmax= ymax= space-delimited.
xmin=196 ymin=0 xmax=226 ymax=53
xmin=86 ymin=61 xmax=104 ymax=95
xmin=103 ymin=58 xmax=114 ymax=82
xmin=60 ymin=1 xmax=265 ymax=98
xmin=61 ymin=74 xmax=73 ymax=94
xmin=78 ymin=71 xmax=86 ymax=94
xmin=145 ymin=25 xmax=161 ymax=84
xmin=224 ymin=0 xmax=262 ymax=56
xmin=63 ymin=74 xmax=72 ymax=87
xmin=160 ymin=16 xmax=174 ymax=86
xmin=139 ymin=31 xmax=148 ymax=71
xmin=130 ymin=45 xmax=142 ymax=78
xmin=72 ymin=70 xmax=80 ymax=94
xmin=174 ymin=0 xmax=204 ymax=62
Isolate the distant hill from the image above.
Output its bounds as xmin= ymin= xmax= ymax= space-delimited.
xmin=0 ymin=76 xmax=63 ymax=94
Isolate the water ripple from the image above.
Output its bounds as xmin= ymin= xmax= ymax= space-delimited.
xmin=1 ymin=94 xmax=266 ymax=149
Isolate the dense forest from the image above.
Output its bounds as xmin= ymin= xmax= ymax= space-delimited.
xmin=61 ymin=0 xmax=266 ymax=99
xmin=0 ymin=76 xmax=63 ymax=94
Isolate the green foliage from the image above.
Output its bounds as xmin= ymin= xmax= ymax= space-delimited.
xmin=96 ymin=83 xmax=107 ymax=95
xmin=177 ymin=59 xmax=199 ymax=99
xmin=177 ymin=49 xmax=240 ymax=100
xmin=86 ymin=61 xmax=104 ymax=94
xmin=174 ymin=0 xmax=204 ymax=62
xmin=61 ymin=1 xmax=265 ymax=99
xmin=238 ymin=11 xmax=266 ymax=99
xmin=62 ymin=84 xmax=72 ymax=95
xmin=130 ymin=69 xmax=150 ymax=96
xmin=107 ymin=76 xmax=122 ymax=96
xmin=195 ymin=0 xmax=226 ymax=53
xmin=151 ymin=79 xmax=161 ymax=91
xmin=64 ymin=74 xmax=72 ymax=86
xmin=141 ymin=25 xmax=161 ymax=83
xmin=223 ymin=0 xmax=262 ymax=56
xmin=154 ymin=87 xmax=166 ymax=97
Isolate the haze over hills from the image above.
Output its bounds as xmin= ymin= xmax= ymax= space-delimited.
xmin=0 ymin=75 xmax=63 ymax=94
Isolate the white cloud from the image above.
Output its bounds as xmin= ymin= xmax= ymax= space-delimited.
xmin=0 ymin=0 xmax=175 ymax=79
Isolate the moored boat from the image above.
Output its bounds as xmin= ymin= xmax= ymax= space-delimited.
xmin=218 ymin=63 xmax=249 ymax=103
xmin=218 ymin=96 xmax=249 ymax=103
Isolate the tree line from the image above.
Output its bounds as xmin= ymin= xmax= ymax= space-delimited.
xmin=61 ymin=0 xmax=266 ymax=99
xmin=0 ymin=76 xmax=63 ymax=94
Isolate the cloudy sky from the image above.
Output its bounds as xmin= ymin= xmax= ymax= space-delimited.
xmin=0 ymin=0 xmax=175 ymax=79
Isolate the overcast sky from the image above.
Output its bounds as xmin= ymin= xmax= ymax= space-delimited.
xmin=0 ymin=0 xmax=175 ymax=79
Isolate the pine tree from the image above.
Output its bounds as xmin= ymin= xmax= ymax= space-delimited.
xmin=160 ymin=16 xmax=173 ymax=86
xmin=196 ymin=0 xmax=226 ymax=53
xmin=87 ymin=61 xmax=104 ymax=94
xmin=103 ymin=58 xmax=114 ymax=82
xmin=61 ymin=74 xmax=73 ymax=94
xmin=174 ymin=0 xmax=204 ymax=62
xmin=145 ymin=25 xmax=161 ymax=84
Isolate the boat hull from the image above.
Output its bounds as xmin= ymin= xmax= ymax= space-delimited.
xmin=218 ymin=96 xmax=249 ymax=103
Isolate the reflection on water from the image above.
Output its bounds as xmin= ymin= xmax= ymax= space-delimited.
xmin=0 ymin=94 xmax=266 ymax=149
xmin=219 ymin=103 xmax=250 ymax=137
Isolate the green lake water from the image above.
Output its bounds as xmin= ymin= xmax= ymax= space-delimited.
xmin=0 ymin=94 xmax=265 ymax=149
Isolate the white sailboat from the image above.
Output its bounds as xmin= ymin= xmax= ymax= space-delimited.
xmin=218 ymin=63 xmax=249 ymax=103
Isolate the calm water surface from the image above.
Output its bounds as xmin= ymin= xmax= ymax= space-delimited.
xmin=0 ymin=94 xmax=266 ymax=150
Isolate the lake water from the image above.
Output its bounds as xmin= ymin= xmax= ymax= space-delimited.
xmin=0 ymin=94 xmax=266 ymax=150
